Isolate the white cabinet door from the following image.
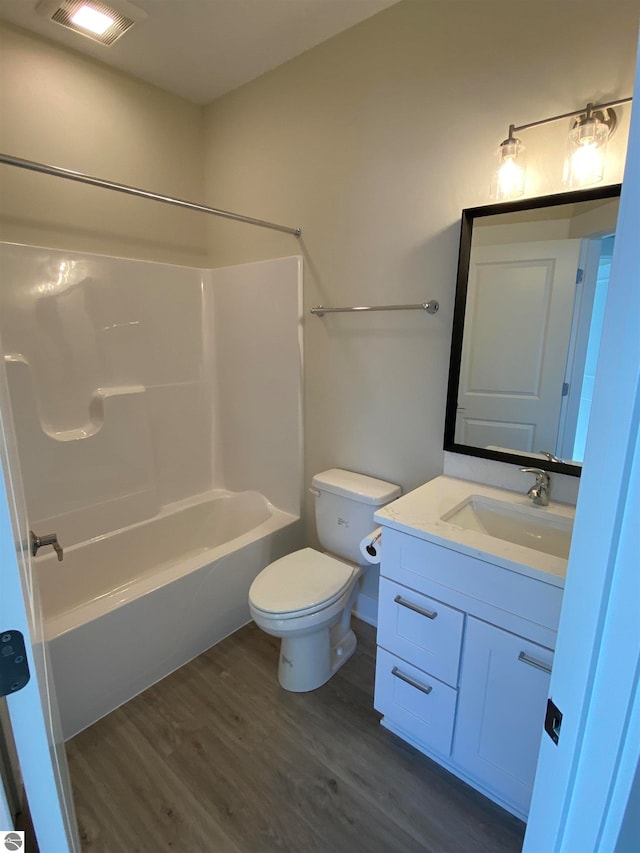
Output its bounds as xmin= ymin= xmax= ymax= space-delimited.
xmin=453 ymin=616 xmax=553 ymax=817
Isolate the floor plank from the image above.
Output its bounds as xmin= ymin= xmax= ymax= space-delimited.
xmin=66 ymin=619 xmax=525 ymax=852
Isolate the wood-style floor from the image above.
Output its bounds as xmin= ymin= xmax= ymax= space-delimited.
xmin=66 ymin=619 xmax=525 ymax=852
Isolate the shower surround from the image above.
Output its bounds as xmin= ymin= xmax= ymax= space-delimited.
xmin=0 ymin=243 xmax=303 ymax=738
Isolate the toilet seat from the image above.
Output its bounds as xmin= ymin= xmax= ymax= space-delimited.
xmin=249 ymin=548 xmax=356 ymax=619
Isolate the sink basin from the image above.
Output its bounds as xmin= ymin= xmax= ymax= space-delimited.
xmin=441 ymin=495 xmax=574 ymax=559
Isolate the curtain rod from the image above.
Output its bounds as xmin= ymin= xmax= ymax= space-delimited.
xmin=0 ymin=153 xmax=302 ymax=238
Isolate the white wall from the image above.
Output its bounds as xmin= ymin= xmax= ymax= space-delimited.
xmin=569 ymin=199 xmax=620 ymax=238
xmin=202 ymin=0 xmax=639 ymax=542
xmin=0 ymin=22 xmax=207 ymax=266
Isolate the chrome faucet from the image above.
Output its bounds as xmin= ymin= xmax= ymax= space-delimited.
xmin=539 ymin=450 xmax=563 ymax=464
xmin=520 ymin=468 xmax=551 ymax=507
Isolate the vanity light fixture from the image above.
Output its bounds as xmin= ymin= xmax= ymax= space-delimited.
xmin=491 ymin=97 xmax=632 ymax=200
xmin=36 ymin=0 xmax=147 ymax=45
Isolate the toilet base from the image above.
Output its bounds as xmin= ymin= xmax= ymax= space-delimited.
xmin=277 ymin=625 xmax=357 ymax=692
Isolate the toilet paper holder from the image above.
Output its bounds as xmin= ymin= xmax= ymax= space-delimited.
xmin=366 ymin=530 xmax=382 ymax=557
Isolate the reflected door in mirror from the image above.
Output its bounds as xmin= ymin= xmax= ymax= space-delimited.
xmin=456 ymin=240 xmax=581 ymax=453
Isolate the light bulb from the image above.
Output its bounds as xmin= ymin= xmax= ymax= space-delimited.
xmin=564 ymin=115 xmax=609 ymax=187
xmin=490 ymin=137 xmax=526 ymax=200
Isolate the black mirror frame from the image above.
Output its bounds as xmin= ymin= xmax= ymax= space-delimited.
xmin=444 ymin=183 xmax=622 ymax=478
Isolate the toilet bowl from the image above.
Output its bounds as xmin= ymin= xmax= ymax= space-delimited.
xmin=249 ymin=548 xmax=361 ymax=691
xmin=248 ymin=469 xmax=401 ymax=692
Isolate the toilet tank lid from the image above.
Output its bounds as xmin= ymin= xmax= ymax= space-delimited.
xmin=312 ymin=469 xmax=401 ymax=505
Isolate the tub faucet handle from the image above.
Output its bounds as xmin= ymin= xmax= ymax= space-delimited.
xmin=29 ymin=530 xmax=64 ymax=561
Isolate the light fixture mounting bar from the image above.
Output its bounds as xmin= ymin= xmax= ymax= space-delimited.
xmin=511 ymin=96 xmax=632 ymax=134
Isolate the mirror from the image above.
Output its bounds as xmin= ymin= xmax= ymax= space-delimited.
xmin=444 ymin=184 xmax=621 ymax=476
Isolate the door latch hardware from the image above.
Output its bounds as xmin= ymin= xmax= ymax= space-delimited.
xmin=0 ymin=630 xmax=30 ymax=697
xmin=545 ymin=697 xmax=563 ymax=745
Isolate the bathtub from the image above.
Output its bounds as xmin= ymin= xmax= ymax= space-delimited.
xmin=35 ymin=489 xmax=301 ymax=740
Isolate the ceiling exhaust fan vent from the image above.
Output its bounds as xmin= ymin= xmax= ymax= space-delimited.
xmin=36 ymin=0 xmax=146 ymax=46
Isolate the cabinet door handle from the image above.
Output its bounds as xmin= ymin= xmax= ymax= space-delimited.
xmin=518 ymin=651 xmax=552 ymax=674
xmin=391 ymin=666 xmax=433 ymax=695
xmin=394 ymin=594 xmax=437 ymax=620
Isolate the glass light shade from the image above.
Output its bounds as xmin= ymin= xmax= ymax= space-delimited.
xmin=563 ymin=116 xmax=609 ymax=188
xmin=490 ymin=138 xmax=526 ymax=200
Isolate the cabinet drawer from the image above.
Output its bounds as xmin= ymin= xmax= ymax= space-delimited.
xmin=375 ymin=647 xmax=457 ymax=757
xmin=377 ymin=577 xmax=464 ymax=687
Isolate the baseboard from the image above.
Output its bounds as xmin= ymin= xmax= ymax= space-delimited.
xmin=354 ymin=592 xmax=377 ymax=627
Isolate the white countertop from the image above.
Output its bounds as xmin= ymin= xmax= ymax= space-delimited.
xmin=374 ymin=475 xmax=575 ymax=587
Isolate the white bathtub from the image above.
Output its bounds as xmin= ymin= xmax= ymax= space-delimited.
xmin=36 ymin=490 xmax=300 ymax=739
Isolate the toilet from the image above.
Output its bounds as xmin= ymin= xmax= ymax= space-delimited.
xmin=249 ymin=469 xmax=401 ymax=692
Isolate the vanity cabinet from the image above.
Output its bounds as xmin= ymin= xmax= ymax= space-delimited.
xmin=374 ymin=526 xmax=562 ymax=822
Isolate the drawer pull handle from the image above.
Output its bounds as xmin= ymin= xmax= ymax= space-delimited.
xmin=394 ymin=594 xmax=438 ymax=620
xmin=391 ymin=666 xmax=433 ymax=695
xmin=518 ymin=651 xmax=552 ymax=674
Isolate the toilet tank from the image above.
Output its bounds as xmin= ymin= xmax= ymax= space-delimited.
xmin=312 ymin=469 xmax=401 ymax=564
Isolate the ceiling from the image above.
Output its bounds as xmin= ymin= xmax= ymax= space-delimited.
xmin=0 ymin=0 xmax=400 ymax=104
